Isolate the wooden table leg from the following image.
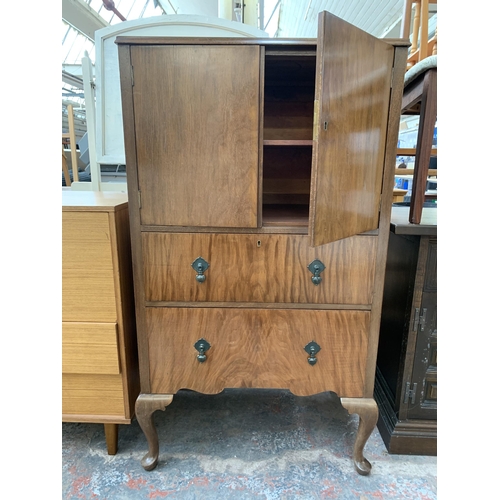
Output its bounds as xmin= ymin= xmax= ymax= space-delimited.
xmin=340 ymin=397 xmax=379 ymax=475
xmin=135 ymin=394 xmax=174 ymax=471
xmin=104 ymin=423 xmax=118 ymax=455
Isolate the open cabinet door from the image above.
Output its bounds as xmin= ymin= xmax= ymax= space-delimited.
xmin=309 ymin=11 xmax=394 ymax=246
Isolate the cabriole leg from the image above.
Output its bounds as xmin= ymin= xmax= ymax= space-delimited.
xmin=340 ymin=397 xmax=379 ymax=475
xmin=135 ymin=393 xmax=174 ymax=471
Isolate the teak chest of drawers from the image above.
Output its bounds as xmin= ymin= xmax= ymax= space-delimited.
xmin=62 ymin=191 xmax=139 ymax=454
xmin=116 ymin=11 xmax=409 ymax=474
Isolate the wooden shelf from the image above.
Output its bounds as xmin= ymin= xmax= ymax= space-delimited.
xmin=397 ymin=148 xmax=437 ymax=156
xmin=263 ymin=140 xmax=313 ymax=146
xmin=262 ymin=204 xmax=309 ymax=227
xmin=395 ymin=168 xmax=437 ymax=177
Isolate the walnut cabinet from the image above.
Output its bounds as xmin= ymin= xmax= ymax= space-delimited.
xmin=116 ymin=12 xmax=409 ymax=474
xmin=62 ymin=191 xmax=140 ymax=454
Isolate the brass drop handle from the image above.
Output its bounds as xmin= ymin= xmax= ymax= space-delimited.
xmin=304 ymin=341 xmax=321 ymax=366
xmin=307 ymin=259 xmax=325 ymax=286
xmin=194 ymin=338 xmax=211 ymax=363
xmin=192 ymin=257 xmax=209 ymax=283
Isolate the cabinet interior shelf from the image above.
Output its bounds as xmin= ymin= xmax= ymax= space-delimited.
xmin=263 ymin=140 xmax=313 ymax=146
xmin=262 ymin=204 xmax=309 ymax=227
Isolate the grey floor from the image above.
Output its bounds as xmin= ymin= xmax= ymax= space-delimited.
xmin=62 ymin=389 xmax=437 ymax=499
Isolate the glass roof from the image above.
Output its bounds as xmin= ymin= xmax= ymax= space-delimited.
xmin=62 ymin=1 xmax=282 ymax=135
xmin=62 ymin=0 xmax=164 ymax=65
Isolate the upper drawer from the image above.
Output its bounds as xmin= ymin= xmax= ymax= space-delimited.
xmin=62 ymin=212 xmax=113 ymax=270
xmin=62 ymin=212 xmax=117 ymax=322
xmin=62 ymin=322 xmax=120 ymax=375
xmin=142 ymin=233 xmax=376 ymax=305
xmin=62 ymin=270 xmax=117 ymax=322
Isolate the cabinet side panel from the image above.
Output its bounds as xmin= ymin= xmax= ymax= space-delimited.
xmin=118 ymin=44 xmax=151 ymax=392
xmin=364 ymin=46 xmax=409 ymax=396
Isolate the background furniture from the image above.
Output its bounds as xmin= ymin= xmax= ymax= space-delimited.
xmin=401 ymin=0 xmax=437 ymax=71
xmin=400 ymin=55 xmax=437 ymax=223
xmin=62 ymin=104 xmax=79 ymax=186
xmin=375 ymin=206 xmax=437 ymax=455
xmin=62 ymin=191 xmax=139 ymax=454
xmin=117 ymin=11 xmax=409 ymax=474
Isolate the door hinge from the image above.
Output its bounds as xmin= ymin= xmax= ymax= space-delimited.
xmin=138 ymin=190 xmax=141 ymax=209
xmin=412 ymin=307 xmax=427 ymax=332
xmin=403 ymin=382 xmax=417 ymax=404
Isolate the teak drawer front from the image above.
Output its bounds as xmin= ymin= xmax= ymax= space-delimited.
xmin=62 ymin=373 xmax=125 ymax=416
xmin=146 ymin=307 xmax=370 ymax=397
xmin=62 ymin=271 xmax=117 ymax=322
xmin=62 ymin=212 xmax=114 ymax=269
xmin=131 ymin=45 xmax=260 ymax=228
xmin=62 ymin=212 xmax=117 ymax=322
xmin=143 ymin=233 xmax=376 ymax=304
xmin=62 ymin=323 xmax=120 ymax=375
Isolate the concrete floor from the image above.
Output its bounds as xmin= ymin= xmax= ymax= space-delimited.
xmin=62 ymin=389 xmax=437 ymax=499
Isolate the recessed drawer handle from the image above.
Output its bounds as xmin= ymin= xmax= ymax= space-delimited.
xmin=192 ymin=256 xmax=209 ymax=283
xmin=194 ymin=338 xmax=211 ymax=363
xmin=304 ymin=341 xmax=321 ymax=366
xmin=307 ymin=259 xmax=325 ymax=286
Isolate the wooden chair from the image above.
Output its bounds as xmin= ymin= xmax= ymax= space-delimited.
xmin=62 ymin=104 xmax=79 ymax=186
xmin=399 ymin=55 xmax=437 ymax=224
xmin=401 ymin=0 xmax=437 ymax=71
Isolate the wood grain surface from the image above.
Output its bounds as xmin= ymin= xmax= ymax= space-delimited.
xmin=62 ymin=212 xmax=117 ymax=322
xmin=62 ymin=322 xmax=120 ymax=375
xmin=131 ymin=45 xmax=261 ymax=228
xmin=142 ymin=233 xmax=376 ymax=304
xmin=146 ymin=307 xmax=370 ymax=397
xmin=309 ymin=11 xmax=394 ymax=246
xmin=62 ymin=374 xmax=125 ymax=416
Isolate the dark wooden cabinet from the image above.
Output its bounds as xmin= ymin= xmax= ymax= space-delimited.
xmin=117 ymin=12 xmax=409 ymax=474
xmin=375 ymin=206 xmax=437 ymax=455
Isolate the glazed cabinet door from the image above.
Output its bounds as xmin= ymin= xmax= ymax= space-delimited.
xmin=130 ymin=45 xmax=261 ymax=228
xmin=309 ymin=11 xmax=395 ymax=246
xmin=407 ymin=238 xmax=437 ymax=420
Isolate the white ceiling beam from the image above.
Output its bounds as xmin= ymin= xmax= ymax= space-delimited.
xmin=63 ymin=70 xmax=84 ymax=89
xmin=62 ymin=0 xmax=109 ymax=41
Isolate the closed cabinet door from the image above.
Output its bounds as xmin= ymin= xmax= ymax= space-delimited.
xmin=146 ymin=307 xmax=371 ymax=397
xmin=130 ymin=44 xmax=261 ymax=228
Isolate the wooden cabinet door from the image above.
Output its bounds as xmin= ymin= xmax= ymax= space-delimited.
xmin=407 ymin=238 xmax=437 ymax=420
xmin=130 ymin=45 xmax=261 ymax=228
xmin=309 ymin=11 xmax=394 ymax=246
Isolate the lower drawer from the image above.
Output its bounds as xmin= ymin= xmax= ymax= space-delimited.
xmin=146 ymin=307 xmax=370 ymax=397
